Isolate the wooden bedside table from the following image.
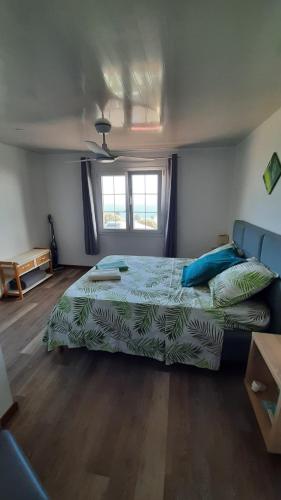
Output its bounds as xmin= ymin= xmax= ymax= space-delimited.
xmin=245 ymin=333 xmax=281 ymax=454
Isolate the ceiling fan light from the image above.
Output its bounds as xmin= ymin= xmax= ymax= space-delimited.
xmin=95 ymin=118 xmax=112 ymax=135
xmin=131 ymin=125 xmax=163 ymax=132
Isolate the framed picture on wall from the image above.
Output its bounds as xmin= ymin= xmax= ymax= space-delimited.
xmin=263 ymin=152 xmax=281 ymax=194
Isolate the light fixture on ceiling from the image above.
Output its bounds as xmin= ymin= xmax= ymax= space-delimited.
xmin=66 ymin=117 xmax=166 ymax=165
xmin=131 ymin=125 xmax=163 ymax=132
xmin=81 ymin=117 xmax=166 ymax=163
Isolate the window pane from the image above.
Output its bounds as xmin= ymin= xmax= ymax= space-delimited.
xmin=146 ymin=212 xmax=158 ymax=230
xmin=114 ymin=176 xmax=126 ymax=194
xmin=101 ymin=175 xmax=127 ymax=230
xmin=133 ymin=212 xmax=146 ymax=230
xmin=133 ymin=194 xmax=145 ymax=212
xmin=146 ymin=194 xmax=157 ymax=213
xmin=103 ymin=194 xmax=115 ymax=212
xmin=102 ymin=176 xmax=114 ymax=194
xmin=130 ymin=173 xmax=160 ymax=231
xmin=103 ymin=212 xmax=126 ymax=229
xmin=103 ymin=212 xmax=117 ymax=228
xmin=114 ymin=194 xmax=126 ymax=211
xmin=118 ymin=212 xmax=127 ymax=229
xmin=146 ymin=174 xmax=158 ymax=194
xmin=132 ymin=175 xmax=145 ymax=194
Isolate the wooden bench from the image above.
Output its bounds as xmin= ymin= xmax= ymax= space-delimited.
xmin=0 ymin=248 xmax=53 ymax=300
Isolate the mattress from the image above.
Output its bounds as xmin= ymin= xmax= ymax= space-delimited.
xmin=44 ymin=255 xmax=270 ymax=370
xmin=221 ymin=299 xmax=270 ymax=331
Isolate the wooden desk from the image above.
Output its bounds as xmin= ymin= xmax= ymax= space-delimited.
xmin=0 ymin=248 xmax=53 ymax=300
xmin=245 ymin=333 xmax=281 ymax=454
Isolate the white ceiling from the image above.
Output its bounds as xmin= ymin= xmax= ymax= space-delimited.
xmin=1 ymin=0 xmax=281 ymax=152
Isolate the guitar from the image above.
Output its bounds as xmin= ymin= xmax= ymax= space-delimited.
xmin=48 ymin=214 xmax=58 ymax=269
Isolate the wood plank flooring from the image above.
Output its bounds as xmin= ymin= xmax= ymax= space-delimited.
xmin=1 ymin=268 xmax=281 ymax=500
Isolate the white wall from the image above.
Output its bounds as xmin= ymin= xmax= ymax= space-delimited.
xmin=43 ymin=154 xmax=165 ymax=266
xmin=231 ymin=106 xmax=281 ymax=234
xmin=43 ymin=149 xmax=236 ymax=265
xmin=29 ymin=104 xmax=281 ymax=266
xmin=177 ymin=147 xmax=235 ymax=257
xmin=1 ymin=103 xmax=281 ymax=269
xmin=0 ymin=144 xmax=48 ymax=259
xmin=42 ymin=153 xmax=94 ymax=267
xmin=0 ymin=142 xmax=237 ymax=267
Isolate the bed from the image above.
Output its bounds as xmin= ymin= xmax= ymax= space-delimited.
xmin=221 ymin=220 xmax=281 ymax=363
xmin=44 ymin=220 xmax=278 ymax=370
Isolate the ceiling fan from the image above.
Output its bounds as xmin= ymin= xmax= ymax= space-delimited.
xmin=79 ymin=117 xmax=165 ymax=164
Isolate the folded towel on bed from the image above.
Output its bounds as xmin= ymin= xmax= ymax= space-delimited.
xmin=89 ymin=270 xmax=121 ymax=281
xmin=96 ymin=259 xmax=128 ymax=272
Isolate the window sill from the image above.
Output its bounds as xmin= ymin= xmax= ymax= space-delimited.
xmin=99 ymin=230 xmax=164 ymax=237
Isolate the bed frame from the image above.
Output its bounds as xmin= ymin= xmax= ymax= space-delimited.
xmin=221 ymin=220 xmax=281 ymax=363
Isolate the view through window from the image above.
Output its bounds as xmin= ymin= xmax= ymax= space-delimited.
xmin=101 ymin=172 xmax=160 ymax=231
xmin=101 ymin=175 xmax=127 ymax=229
xmin=132 ymin=174 xmax=158 ymax=230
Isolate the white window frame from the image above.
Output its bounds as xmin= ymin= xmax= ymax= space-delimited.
xmin=94 ymin=164 xmax=166 ymax=235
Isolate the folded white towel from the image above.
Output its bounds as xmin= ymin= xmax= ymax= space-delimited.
xmin=89 ymin=269 xmax=121 ymax=281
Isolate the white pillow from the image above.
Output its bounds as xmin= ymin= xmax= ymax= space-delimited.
xmin=209 ymin=260 xmax=277 ymax=307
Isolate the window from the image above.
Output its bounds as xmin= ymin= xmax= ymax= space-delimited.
xmin=131 ymin=174 xmax=159 ymax=230
xmin=99 ymin=170 xmax=163 ymax=232
xmin=102 ymin=175 xmax=127 ymax=229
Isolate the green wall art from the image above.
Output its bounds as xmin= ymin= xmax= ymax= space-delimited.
xmin=263 ymin=152 xmax=281 ymax=194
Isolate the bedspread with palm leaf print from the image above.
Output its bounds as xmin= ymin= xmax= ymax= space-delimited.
xmin=43 ymin=255 xmax=269 ymax=370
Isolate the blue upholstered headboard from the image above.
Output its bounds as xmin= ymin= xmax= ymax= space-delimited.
xmin=233 ymin=220 xmax=281 ymax=333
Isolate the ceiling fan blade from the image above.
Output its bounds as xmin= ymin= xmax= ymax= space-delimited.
xmin=113 ymin=156 xmax=166 ymax=162
xmin=85 ymin=140 xmax=111 ymax=158
xmin=64 ymin=158 xmax=93 ymax=164
xmin=94 ymin=157 xmax=117 ymax=163
xmin=65 ymin=157 xmax=116 ymax=164
xmin=65 ymin=155 xmax=166 ymax=165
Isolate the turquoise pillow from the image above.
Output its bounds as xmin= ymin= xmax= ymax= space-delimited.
xmin=181 ymin=248 xmax=245 ymax=287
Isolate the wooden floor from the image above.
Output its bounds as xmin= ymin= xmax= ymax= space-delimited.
xmin=1 ymin=268 xmax=281 ymax=500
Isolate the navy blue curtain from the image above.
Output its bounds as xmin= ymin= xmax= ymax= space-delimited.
xmin=81 ymin=158 xmax=99 ymax=255
xmin=164 ymin=153 xmax=177 ymax=257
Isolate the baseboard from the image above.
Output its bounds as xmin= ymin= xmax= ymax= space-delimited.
xmin=60 ymin=264 xmax=92 ymax=269
xmin=0 ymin=401 xmax=19 ymax=426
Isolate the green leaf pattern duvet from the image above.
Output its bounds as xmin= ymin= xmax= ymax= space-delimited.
xmin=44 ymin=255 xmax=270 ymax=370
